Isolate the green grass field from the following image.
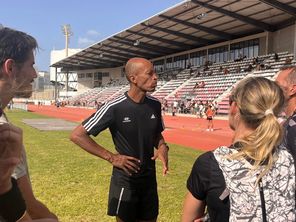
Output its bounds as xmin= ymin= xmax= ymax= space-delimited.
xmin=7 ymin=110 xmax=203 ymax=222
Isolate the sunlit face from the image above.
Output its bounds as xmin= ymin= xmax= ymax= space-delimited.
xmin=12 ymin=51 xmax=37 ymax=98
xmin=228 ymin=94 xmax=239 ymax=131
xmin=228 ymin=103 xmax=236 ymax=131
xmin=275 ymin=70 xmax=291 ymax=100
xmin=134 ymin=60 xmax=158 ymax=92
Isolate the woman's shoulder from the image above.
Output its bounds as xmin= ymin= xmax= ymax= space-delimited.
xmin=193 ymin=150 xmax=221 ymax=171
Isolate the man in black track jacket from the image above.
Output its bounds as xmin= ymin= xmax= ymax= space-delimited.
xmin=70 ymin=57 xmax=169 ymax=222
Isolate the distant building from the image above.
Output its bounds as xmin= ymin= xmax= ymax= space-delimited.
xmin=33 ymin=70 xmax=50 ymax=91
xmin=50 ymin=48 xmax=81 ymax=91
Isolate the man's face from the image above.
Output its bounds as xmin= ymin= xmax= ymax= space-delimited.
xmin=134 ymin=60 xmax=158 ymax=92
xmin=12 ymin=51 xmax=37 ymax=98
xmin=275 ymin=70 xmax=292 ymax=100
xmin=228 ymin=96 xmax=236 ymax=131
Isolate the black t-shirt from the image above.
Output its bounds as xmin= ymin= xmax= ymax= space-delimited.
xmin=187 ymin=151 xmax=230 ymax=221
xmin=82 ymin=92 xmax=164 ymax=179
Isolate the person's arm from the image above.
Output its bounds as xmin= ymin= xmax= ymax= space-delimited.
xmin=70 ymin=125 xmax=140 ymax=175
xmin=286 ymin=124 xmax=296 ymax=159
xmin=152 ymin=133 xmax=169 ymax=175
xmin=0 ymin=123 xmax=32 ymax=221
xmin=0 ymin=177 xmax=30 ymax=222
xmin=0 ymin=123 xmax=22 ymax=194
xmin=17 ymin=175 xmax=58 ymax=220
xmin=183 ymin=152 xmax=213 ymax=222
xmin=181 ymin=192 xmax=206 ymax=222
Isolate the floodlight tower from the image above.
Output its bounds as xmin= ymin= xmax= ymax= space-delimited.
xmin=61 ymin=24 xmax=73 ymax=57
xmin=61 ymin=24 xmax=73 ymax=93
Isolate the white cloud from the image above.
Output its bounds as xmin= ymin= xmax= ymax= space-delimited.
xmin=86 ymin=29 xmax=100 ymax=37
xmin=78 ymin=37 xmax=95 ymax=48
xmin=77 ymin=29 xmax=100 ymax=48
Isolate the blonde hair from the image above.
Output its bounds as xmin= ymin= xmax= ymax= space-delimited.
xmin=231 ymin=77 xmax=285 ymax=181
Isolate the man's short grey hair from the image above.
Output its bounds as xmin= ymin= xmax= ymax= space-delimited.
xmin=281 ymin=66 xmax=296 ymax=85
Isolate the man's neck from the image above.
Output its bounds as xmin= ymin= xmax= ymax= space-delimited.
xmin=286 ymin=98 xmax=296 ymax=117
xmin=0 ymin=82 xmax=13 ymax=109
xmin=127 ymin=88 xmax=146 ymax=103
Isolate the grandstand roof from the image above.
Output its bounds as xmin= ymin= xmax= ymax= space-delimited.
xmin=51 ymin=0 xmax=296 ymax=71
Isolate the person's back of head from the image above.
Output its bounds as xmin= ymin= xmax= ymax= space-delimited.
xmin=231 ymin=76 xmax=285 ymax=178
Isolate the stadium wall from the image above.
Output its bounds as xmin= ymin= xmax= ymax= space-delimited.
xmin=77 ymin=67 xmax=124 ymax=91
xmin=271 ymin=24 xmax=295 ymax=54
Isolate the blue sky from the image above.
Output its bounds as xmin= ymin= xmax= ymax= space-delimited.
xmin=1 ymin=0 xmax=184 ymax=71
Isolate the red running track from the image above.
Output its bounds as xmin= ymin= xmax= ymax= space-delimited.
xmin=28 ymin=105 xmax=233 ymax=151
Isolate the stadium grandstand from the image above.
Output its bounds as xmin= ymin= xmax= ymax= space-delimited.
xmin=51 ymin=0 xmax=296 ymax=115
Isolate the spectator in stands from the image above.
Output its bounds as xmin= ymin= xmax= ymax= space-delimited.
xmin=274 ymin=52 xmax=279 ymax=61
xmin=219 ymin=66 xmax=223 ymax=73
xmin=285 ymin=57 xmax=292 ymax=65
xmin=253 ymin=57 xmax=259 ymax=65
xmin=197 ymin=101 xmax=204 ymax=118
xmin=173 ymin=100 xmax=179 ymax=116
xmin=200 ymin=81 xmax=205 ymax=88
xmin=182 ymin=77 xmax=294 ymax=222
xmin=256 ymin=63 xmax=262 ymax=71
xmin=7 ymin=101 xmax=13 ymax=110
xmin=265 ymin=63 xmax=271 ymax=70
xmin=213 ymin=101 xmax=219 ymax=114
xmin=55 ymin=99 xmax=61 ymax=108
xmin=180 ymin=101 xmax=185 ymax=114
xmin=0 ymin=27 xmax=58 ymax=221
xmin=187 ymin=62 xmax=192 ymax=69
xmin=94 ymin=100 xmax=98 ymax=109
xmin=193 ymin=82 xmax=199 ymax=90
xmin=276 ymin=66 xmax=296 ymax=159
xmin=189 ymin=67 xmax=193 ymax=76
xmin=194 ymin=81 xmax=205 ymax=90
xmin=186 ymin=100 xmax=193 ymax=114
xmin=193 ymin=101 xmax=197 ymax=115
xmin=70 ymin=57 xmax=169 ymax=222
xmin=223 ymin=68 xmax=229 ymax=75
xmin=161 ymin=99 xmax=167 ymax=115
xmin=246 ymin=64 xmax=253 ymax=72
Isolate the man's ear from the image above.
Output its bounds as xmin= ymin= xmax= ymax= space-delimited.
xmin=3 ymin=59 xmax=15 ymax=76
xmin=129 ymin=75 xmax=136 ymax=83
xmin=290 ymin=84 xmax=296 ymax=96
